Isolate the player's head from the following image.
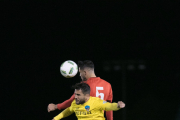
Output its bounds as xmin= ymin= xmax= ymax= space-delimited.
xmin=72 ymin=82 xmax=90 ymax=105
xmin=78 ymin=60 xmax=95 ymax=81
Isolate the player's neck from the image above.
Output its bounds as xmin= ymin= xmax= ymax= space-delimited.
xmin=87 ymin=74 xmax=96 ymax=80
xmin=85 ymin=96 xmax=90 ymax=103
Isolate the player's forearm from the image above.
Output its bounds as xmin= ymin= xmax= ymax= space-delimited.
xmin=54 ymin=107 xmax=73 ymax=120
xmin=57 ymin=100 xmax=72 ymax=110
xmin=57 ymin=94 xmax=75 ymax=110
xmin=105 ymin=103 xmax=120 ymax=111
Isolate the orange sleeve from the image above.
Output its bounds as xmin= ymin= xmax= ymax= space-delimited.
xmin=57 ymin=94 xmax=75 ymax=110
xmin=107 ymin=85 xmax=113 ymax=102
xmin=106 ymin=111 xmax=113 ymax=120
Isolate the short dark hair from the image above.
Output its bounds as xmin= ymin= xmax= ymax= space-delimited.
xmin=72 ymin=83 xmax=90 ymax=95
xmin=78 ymin=60 xmax=94 ymax=70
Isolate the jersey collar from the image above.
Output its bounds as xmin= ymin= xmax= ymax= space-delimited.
xmin=87 ymin=77 xmax=100 ymax=81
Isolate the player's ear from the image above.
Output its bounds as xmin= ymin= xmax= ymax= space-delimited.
xmin=84 ymin=70 xmax=86 ymax=75
xmin=85 ymin=93 xmax=89 ymax=97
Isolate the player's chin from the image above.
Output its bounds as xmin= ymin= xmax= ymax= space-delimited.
xmin=75 ymin=100 xmax=79 ymax=104
xmin=76 ymin=102 xmax=80 ymax=105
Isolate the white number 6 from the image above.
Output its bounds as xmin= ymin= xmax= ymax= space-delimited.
xmin=96 ymin=87 xmax=104 ymax=100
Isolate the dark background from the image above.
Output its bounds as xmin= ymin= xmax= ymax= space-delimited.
xmin=2 ymin=1 xmax=180 ymax=120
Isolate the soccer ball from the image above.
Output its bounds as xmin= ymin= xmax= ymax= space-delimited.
xmin=60 ymin=60 xmax=78 ymax=78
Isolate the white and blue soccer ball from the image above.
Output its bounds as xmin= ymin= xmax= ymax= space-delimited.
xmin=60 ymin=60 xmax=78 ymax=78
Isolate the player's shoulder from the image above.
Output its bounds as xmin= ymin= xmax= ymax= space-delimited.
xmin=87 ymin=77 xmax=112 ymax=87
xmin=90 ymin=97 xmax=107 ymax=104
xmin=71 ymin=99 xmax=77 ymax=106
xmin=98 ymin=78 xmax=112 ymax=86
xmin=91 ymin=96 xmax=104 ymax=102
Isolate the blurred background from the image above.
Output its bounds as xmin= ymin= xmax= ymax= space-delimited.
xmin=2 ymin=1 xmax=180 ymax=120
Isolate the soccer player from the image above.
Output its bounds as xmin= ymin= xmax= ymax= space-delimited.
xmin=52 ymin=83 xmax=125 ymax=120
xmin=48 ymin=60 xmax=114 ymax=120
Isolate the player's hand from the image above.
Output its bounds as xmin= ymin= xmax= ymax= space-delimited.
xmin=48 ymin=103 xmax=57 ymax=112
xmin=117 ymin=101 xmax=125 ymax=108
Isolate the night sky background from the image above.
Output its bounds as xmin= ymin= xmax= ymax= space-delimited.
xmin=2 ymin=1 xmax=180 ymax=120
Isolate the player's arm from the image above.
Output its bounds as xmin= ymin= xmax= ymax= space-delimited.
xmin=53 ymin=107 xmax=74 ymax=120
xmin=106 ymin=85 xmax=113 ymax=103
xmin=57 ymin=94 xmax=75 ymax=110
xmin=99 ymin=100 xmax=125 ymax=111
xmin=48 ymin=94 xmax=75 ymax=112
